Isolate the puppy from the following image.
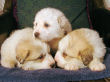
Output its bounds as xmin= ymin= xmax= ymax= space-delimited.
xmin=1 ymin=28 xmax=55 ymax=70
xmin=33 ymin=7 xmax=72 ymax=51
xmin=55 ymin=28 xmax=106 ymax=71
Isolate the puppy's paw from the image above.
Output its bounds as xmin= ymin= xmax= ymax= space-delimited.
xmin=89 ymin=62 xmax=106 ymax=71
xmin=64 ymin=62 xmax=79 ymax=71
xmin=1 ymin=60 xmax=16 ymax=68
xmin=22 ymin=66 xmax=34 ymax=70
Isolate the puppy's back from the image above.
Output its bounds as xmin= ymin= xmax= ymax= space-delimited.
xmin=1 ymin=28 xmax=33 ymax=68
xmin=61 ymin=28 xmax=94 ymax=65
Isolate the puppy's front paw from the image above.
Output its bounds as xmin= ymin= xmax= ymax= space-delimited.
xmin=64 ymin=62 xmax=79 ymax=71
xmin=89 ymin=62 xmax=106 ymax=71
xmin=1 ymin=60 xmax=16 ymax=68
xmin=22 ymin=66 xmax=34 ymax=70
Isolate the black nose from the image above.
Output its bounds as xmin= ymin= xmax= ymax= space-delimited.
xmin=34 ymin=32 xmax=40 ymax=38
xmin=50 ymin=63 xmax=56 ymax=68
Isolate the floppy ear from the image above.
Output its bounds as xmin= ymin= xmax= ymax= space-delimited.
xmin=57 ymin=16 xmax=65 ymax=29
xmin=57 ymin=15 xmax=72 ymax=34
xmin=16 ymin=49 xmax=30 ymax=64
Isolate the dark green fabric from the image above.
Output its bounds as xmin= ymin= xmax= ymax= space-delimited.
xmin=0 ymin=12 xmax=15 ymax=34
xmin=17 ymin=0 xmax=89 ymax=29
xmin=0 ymin=0 xmax=16 ymax=34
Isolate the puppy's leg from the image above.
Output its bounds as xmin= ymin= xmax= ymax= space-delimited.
xmin=55 ymin=51 xmax=67 ymax=68
xmin=89 ymin=57 xmax=106 ymax=71
xmin=21 ymin=61 xmax=51 ymax=70
xmin=64 ymin=58 xmax=86 ymax=70
xmin=21 ymin=61 xmax=41 ymax=70
xmin=88 ymin=34 xmax=106 ymax=71
xmin=84 ymin=28 xmax=106 ymax=71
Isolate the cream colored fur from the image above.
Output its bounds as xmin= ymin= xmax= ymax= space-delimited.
xmin=55 ymin=28 xmax=106 ymax=71
xmin=1 ymin=28 xmax=55 ymax=70
xmin=33 ymin=7 xmax=72 ymax=50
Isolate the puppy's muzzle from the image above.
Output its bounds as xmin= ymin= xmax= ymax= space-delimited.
xmin=34 ymin=32 xmax=40 ymax=38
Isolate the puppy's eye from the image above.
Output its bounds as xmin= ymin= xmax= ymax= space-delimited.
xmin=64 ymin=31 xmax=67 ymax=35
xmin=38 ymin=54 xmax=45 ymax=59
xmin=63 ymin=52 xmax=67 ymax=58
xmin=44 ymin=23 xmax=49 ymax=28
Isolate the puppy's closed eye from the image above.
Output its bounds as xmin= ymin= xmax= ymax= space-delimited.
xmin=37 ymin=54 xmax=45 ymax=60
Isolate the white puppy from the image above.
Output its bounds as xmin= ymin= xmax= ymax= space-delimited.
xmin=33 ymin=8 xmax=72 ymax=51
xmin=1 ymin=28 xmax=55 ymax=70
xmin=55 ymin=28 xmax=106 ymax=71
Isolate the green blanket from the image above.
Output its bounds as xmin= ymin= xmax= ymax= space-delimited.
xmin=17 ymin=0 xmax=89 ymax=29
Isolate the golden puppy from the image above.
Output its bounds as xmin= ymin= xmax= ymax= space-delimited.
xmin=55 ymin=28 xmax=106 ymax=71
xmin=1 ymin=28 xmax=55 ymax=70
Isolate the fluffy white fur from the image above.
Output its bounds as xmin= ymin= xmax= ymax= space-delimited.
xmin=103 ymin=0 xmax=110 ymax=10
xmin=33 ymin=7 xmax=72 ymax=50
xmin=1 ymin=28 xmax=55 ymax=70
xmin=55 ymin=28 xmax=106 ymax=71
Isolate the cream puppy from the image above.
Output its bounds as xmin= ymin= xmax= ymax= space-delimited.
xmin=55 ymin=28 xmax=106 ymax=71
xmin=33 ymin=8 xmax=72 ymax=51
xmin=1 ymin=28 xmax=55 ymax=70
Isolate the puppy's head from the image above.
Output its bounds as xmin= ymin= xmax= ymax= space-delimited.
xmin=16 ymin=39 xmax=55 ymax=70
xmin=33 ymin=8 xmax=72 ymax=42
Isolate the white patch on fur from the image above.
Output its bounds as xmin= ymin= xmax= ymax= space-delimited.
xmin=33 ymin=7 xmax=72 ymax=41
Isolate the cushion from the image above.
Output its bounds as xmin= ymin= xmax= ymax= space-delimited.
xmin=17 ymin=0 xmax=90 ymax=29
xmin=0 ymin=48 xmax=110 ymax=82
